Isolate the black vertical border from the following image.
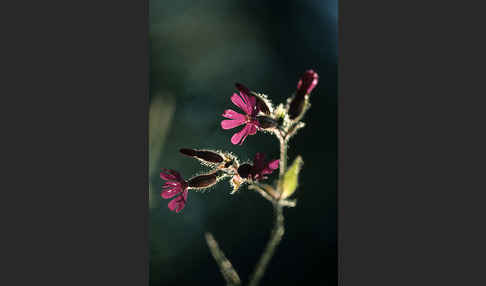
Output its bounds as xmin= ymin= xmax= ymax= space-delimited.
xmin=340 ymin=0 xmax=486 ymax=286
xmin=2 ymin=0 xmax=149 ymax=285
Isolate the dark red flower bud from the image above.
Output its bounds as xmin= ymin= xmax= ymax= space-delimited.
xmin=180 ymin=148 xmax=224 ymax=163
xmin=257 ymin=115 xmax=278 ymax=129
xmin=237 ymin=163 xmax=252 ymax=179
xmin=179 ymin=148 xmax=197 ymax=157
xmin=288 ymin=70 xmax=319 ymax=120
xmin=288 ymin=98 xmax=306 ymax=120
xmin=255 ymin=96 xmax=271 ymax=115
xmin=296 ymin=70 xmax=318 ymax=98
xmin=195 ymin=151 xmax=223 ymax=163
xmin=188 ymin=173 xmax=218 ymax=188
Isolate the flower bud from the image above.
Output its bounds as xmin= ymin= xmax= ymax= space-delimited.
xmin=255 ymin=95 xmax=271 ymax=115
xmin=180 ymin=148 xmax=224 ymax=163
xmin=288 ymin=96 xmax=307 ymax=121
xmin=288 ymin=70 xmax=318 ymax=120
xmin=296 ymin=70 xmax=319 ymax=98
xmin=188 ymin=173 xmax=218 ymax=189
xmin=257 ymin=115 xmax=278 ymax=129
xmin=237 ymin=163 xmax=252 ymax=179
xmin=280 ymin=156 xmax=303 ymax=199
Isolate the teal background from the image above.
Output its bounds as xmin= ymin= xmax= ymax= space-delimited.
xmin=149 ymin=0 xmax=337 ymax=285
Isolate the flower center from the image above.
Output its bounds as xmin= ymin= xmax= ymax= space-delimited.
xmin=246 ymin=115 xmax=257 ymax=124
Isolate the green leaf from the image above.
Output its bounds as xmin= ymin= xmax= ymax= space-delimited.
xmin=281 ymin=156 xmax=303 ymax=199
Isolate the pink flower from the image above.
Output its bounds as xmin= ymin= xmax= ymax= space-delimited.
xmin=237 ymin=152 xmax=279 ymax=181
xmin=160 ymin=169 xmax=189 ymax=213
xmin=221 ymin=83 xmax=260 ymax=145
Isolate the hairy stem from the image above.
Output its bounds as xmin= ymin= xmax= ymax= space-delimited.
xmin=248 ymin=133 xmax=289 ymax=286
xmin=248 ymin=184 xmax=275 ymax=203
xmin=205 ymin=233 xmax=241 ymax=286
xmin=278 ymin=135 xmax=287 ymax=180
xmin=248 ymin=204 xmax=285 ymax=286
xmin=208 ymin=129 xmax=292 ymax=286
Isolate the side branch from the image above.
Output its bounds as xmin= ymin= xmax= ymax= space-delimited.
xmin=248 ymin=184 xmax=275 ymax=202
xmin=205 ymin=232 xmax=241 ymax=286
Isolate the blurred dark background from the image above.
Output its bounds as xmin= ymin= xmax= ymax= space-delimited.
xmin=149 ymin=0 xmax=337 ymax=285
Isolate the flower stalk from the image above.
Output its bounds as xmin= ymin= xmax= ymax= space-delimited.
xmin=205 ymin=232 xmax=242 ymax=286
xmin=248 ymin=203 xmax=284 ymax=286
xmin=278 ymin=134 xmax=288 ymax=184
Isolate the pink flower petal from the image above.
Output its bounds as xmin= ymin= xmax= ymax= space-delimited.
xmin=162 ymin=186 xmax=178 ymax=192
xmin=221 ymin=119 xmax=245 ymax=130
xmin=268 ymin=159 xmax=280 ymax=170
xmin=222 ymin=109 xmax=246 ymax=121
xmin=253 ymin=152 xmax=266 ymax=170
xmin=231 ymin=93 xmax=252 ymax=115
xmin=262 ymin=159 xmax=279 ymax=175
xmin=160 ymin=170 xmax=176 ymax=180
xmin=235 ymin=83 xmax=251 ymax=96
xmin=167 ymin=190 xmax=188 ymax=213
xmin=160 ymin=169 xmax=183 ymax=181
xmin=163 ymin=182 xmax=179 ymax=188
xmin=248 ymin=96 xmax=257 ymax=115
xmin=231 ymin=124 xmax=251 ymax=145
xmin=248 ymin=123 xmax=257 ymax=135
xmin=161 ymin=187 xmax=182 ymax=199
xmin=168 ymin=198 xmax=180 ymax=212
xmin=168 ymin=196 xmax=184 ymax=213
xmin=234 ymin=84 xmax=252 ymax=105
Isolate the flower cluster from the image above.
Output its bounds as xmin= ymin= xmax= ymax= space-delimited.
xmin=160 ymin=148 xmax=279 ymax=212
xmin=160 ymin=70 xmax=318 ymax=212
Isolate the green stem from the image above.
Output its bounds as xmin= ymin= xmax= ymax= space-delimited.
xmin=209 ymin=127 xmax=292 ymax=286
xmin=248 ymin=204 xmax=284 ymax=286
xmin=248 ymin=134 xmax=288 ymax=286
xmin=205 ymin=233 xmax=241 ymax=286
xmin=278 ymin=135 xmax=287 ymax=180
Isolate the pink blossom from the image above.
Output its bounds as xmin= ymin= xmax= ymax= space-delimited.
xmin=221 ymin=83 xmax=260 ymax=145
xmin=237 ymin=152 xmax=279 ymax=181
xmin=160 ymin=169 xmax=189 ymax=213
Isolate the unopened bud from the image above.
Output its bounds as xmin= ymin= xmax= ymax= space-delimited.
xmin=288 ymin=96 xmax=307 ymax=120
xmin=296 ymin=70 xmax=318 ymax=98
xmin=237 ymin=163 xmax=252 ymax=179
xmin=255 ymin=95 xmax=271 ymax=115
xmin=257 ymin=116 xmax=278 ymax=129
xmin=288 ymin=70 xmax=318 ymax=120
xmin=188 ymin=173 xmax=218 ymax=189
xmin=180 ymin=148 xmax=224 ymax=163
xmin=280 ymin=156 xmax=304 ymax=199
